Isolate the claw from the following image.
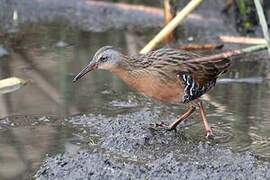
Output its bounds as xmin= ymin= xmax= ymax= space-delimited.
xmin=167 ymin=125 xmax=177 ymax=132
xmin=155 ymin=121 xmax=167 ymax=127
xmin=149 ymin=121 xmax=171 ymax=131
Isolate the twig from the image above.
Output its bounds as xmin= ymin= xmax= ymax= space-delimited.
xmin=163 ymin=0 xmax=174 ymax=44
xmin=125 ymin=31 xmax=139 ymax=55
xmin=140 ymin=0 xmax=203 ymax=54
xmin=0 ymin=95 xmax=8 ymax=118
xmin=217 ymin=77 xmax=264 ymax=84
xmin=178 ymin=44 xmax=224 ymax=51
xmin=219 ymin=35 xmax=266 ymax=44
xmin=222 ymin=0 xmax=233 ymax=14
xmin=254 ymin=0 xmax=270 ymax=53
xmin=87 ymin=1 xmax=163 ymax=16
xmin=185 ymin=44 xmax=267 ymax=63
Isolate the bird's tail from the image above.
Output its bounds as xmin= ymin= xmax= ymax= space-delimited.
xmin=213 ymin=58 xmax=231 ymax=74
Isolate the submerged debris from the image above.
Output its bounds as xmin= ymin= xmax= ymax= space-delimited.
xmin=55 ymin=41 xmax=69 ymax=48
xmin=0 ymin=77 xmax=27 ymax=94
xmin=0 ymin=45 xmax=9 ymax=58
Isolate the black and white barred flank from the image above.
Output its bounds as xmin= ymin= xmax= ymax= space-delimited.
xmin=179 ymin=74 xmax=216 ymax=103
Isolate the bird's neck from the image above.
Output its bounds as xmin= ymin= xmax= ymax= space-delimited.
xmin=110 ymin=66 xmax=136 ymax=80
xmin=109 ymin=64 xmax=139 ymax=89
xmin=106 ymin=54 xmax=141 ymax=87
xmin=116 ymin=55 xmax=136 ymax=71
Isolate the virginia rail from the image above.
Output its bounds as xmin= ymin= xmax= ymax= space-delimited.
xmin=73 ymin=46 xmax=230 ymax=139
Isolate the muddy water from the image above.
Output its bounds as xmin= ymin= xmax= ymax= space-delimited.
xmin=0 ymin=0 xmax=270 ymax=179
xmin=0 ymin=120 xmax=83 ymax=180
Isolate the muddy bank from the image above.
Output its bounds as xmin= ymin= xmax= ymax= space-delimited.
xmin=35 ymin=111 xmax=270 ymax=179
xmin=0 ymin=0 xmax=233 ymax=33
xmin=0 ymin=0 xmax=163 ymax=33
xmin=36 ymin=147 xmax=270 ymax=180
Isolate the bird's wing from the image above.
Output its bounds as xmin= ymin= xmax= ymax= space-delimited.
xmin=149 ymin=48 xmax=230 ymax=86
xmin=178 ymin=58 xmax=231 ymax=86
xmin=178 ymin=58 xmax=230 ymax=103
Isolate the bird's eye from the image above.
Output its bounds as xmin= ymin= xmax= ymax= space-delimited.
xmin=99 ymin=56 xmax=108 ymax=62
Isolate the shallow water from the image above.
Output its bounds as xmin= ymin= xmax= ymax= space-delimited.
xmin=0 ymin=122 xmax=81 ymax=180
xmin=0 ymin=0 xmax=270 ymax=179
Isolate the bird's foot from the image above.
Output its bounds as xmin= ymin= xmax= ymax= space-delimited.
xmin=149 ymin=122 xmax=169 ymax=130
xmin=167 ymin=125 xmax=177 ymax=132
xmin=149 ymin=121 xmax=168 ymax=128
xmin=205 ymin=130 xmax=214 ymax=140
xmin=149 ymin=122 xmax=177 ymax=132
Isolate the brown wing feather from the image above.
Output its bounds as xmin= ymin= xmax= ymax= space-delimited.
xmin=146 ymin=48 xmax=231 ymax=86
xmin=130 ymin=48 xmax=231 ymax=87
xmin=182 ymin=59 xmax=231 ymax=86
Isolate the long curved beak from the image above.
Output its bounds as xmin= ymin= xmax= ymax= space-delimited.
xmin=73 ymin=62 xmax=97 ymax=82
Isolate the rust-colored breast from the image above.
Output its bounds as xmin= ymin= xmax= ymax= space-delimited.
xmin=113 ymin=69 xmax=183 ymax=104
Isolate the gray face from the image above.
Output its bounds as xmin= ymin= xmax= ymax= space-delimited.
xmin=92 ymin=46 xmax=122 ymax=70
xmin=73 ymin=46 xmax=122 ymax=82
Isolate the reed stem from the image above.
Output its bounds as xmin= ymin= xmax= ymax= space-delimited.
xmin=140 ymin=0 xmax=203 ymax=54
xmin=186 ymin=44 xmax=267 ymax=63
xmin=254 ymin=0 xmax=270 ymax=53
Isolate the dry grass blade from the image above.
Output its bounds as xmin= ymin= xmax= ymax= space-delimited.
xmin=140 ymin=0 xmax=203 ymax=54
xmin=163 ymin=0 xmax=175 ymax=44
xmin=219 ymin=35 xmax=266 ymax=45
xmin=185 ymin=44 xmax=267 ymax=63
xmin=178 ymin=44 xmax=224 ymax=51
xmin=254 ymin=0 xmax=270 ymax=53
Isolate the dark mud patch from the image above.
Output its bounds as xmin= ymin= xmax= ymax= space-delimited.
xmin=36 ymin=111 xmax=270 ymax=179
xmin=66 ymin=110 xmax=198 ymax=156
xmin=0 ymin=0 xmax=163 ymax=33
xmin=35 ymin=145 xmax=270 ymax=180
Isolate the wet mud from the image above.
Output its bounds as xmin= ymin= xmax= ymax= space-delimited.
xmin=35 ymin=111 xmax=270 ymax=179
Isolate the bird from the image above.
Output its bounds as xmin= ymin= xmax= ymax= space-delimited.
xmin=73 ymin=46 xmax=231 ymax=139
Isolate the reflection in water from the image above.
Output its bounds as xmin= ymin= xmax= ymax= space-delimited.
xmin=0 ymin=25 xmax=148 ymax=117
xmin=0 ymin=3 xmax=270 ymax=179
xmin=0 ymin=122 xmax=80 ymax=179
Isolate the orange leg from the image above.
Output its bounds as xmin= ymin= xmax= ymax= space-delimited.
xmin=168 ymin=106 xmax=196 ymax=130
xmin=197 ymin=100 xmax=214 ymax=139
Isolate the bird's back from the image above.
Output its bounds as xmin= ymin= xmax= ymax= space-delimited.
xmin=118 ymin=48 xmax=231 ymax=103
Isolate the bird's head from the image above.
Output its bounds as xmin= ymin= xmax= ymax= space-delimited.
xmin=73 ymin=46 xmax=122 ymax=82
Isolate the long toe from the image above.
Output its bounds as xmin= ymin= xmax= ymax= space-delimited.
xmin=156 ymin=121 xmax=167 ymax=127
xmin=149 ymin=122 xmax=170 ymax=131
xmin=167 ymin=125 xmax=177 ymax=132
